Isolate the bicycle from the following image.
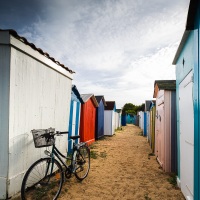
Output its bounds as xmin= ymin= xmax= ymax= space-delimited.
xmin=21 ymin=127 xmax=90 ymax=200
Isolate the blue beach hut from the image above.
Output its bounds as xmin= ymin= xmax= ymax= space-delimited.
xmin=121 ymin=114 xmax=127 ymax=126
xmin=95 ymin=95 xmax=106 ymax=139
xmin=68 ymin=85 xmax=83 ymax=153
xmin=172 ymin=0 xmax=200 ymax=199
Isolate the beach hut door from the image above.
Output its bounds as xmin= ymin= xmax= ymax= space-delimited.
xmin=179 ymin=70 xmax=194 ymax=199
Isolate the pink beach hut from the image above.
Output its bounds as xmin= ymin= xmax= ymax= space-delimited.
xmin=153 ymin=80 xmax=177 ymax=173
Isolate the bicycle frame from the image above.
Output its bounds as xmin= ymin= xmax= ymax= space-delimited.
xmin=45 ymin=140 xmax=80 ymax=175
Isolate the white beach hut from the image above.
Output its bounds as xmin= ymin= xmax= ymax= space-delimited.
xmin=0 ymin=30 xmax=74 ymax=198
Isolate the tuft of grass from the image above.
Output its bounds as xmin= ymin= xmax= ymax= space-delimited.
xmin=99 ymin=151 xmax=107 ymax=158
xmin=138 ymin=131 xmax=143 ymax=136
xmin=90 ymin=150 xmax=107 ymax=159
xmin=89 ymin=144 xmax=97 ymax=149
xmin=115 ymin=127 xmax=123 ymax=131
xmin=167 ymin=173 xmax=177 ymax=186
xmin=90 ymin=150 xmax=98 ymax=159
xmin=144 ymin=193 xmax=152 ymax=200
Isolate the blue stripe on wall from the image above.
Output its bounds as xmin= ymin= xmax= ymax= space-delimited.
xmin=75 ymin=102 xmax=80 ymax=144
xmin=144 ymin=112 xmax=147 ymax=136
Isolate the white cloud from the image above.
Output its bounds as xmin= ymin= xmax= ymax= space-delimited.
xmin=18 ymin=0 xmax=190 ymax=108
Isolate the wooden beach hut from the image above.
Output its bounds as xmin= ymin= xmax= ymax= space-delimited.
xmin=172 ymin=0 xmax=200 ymax=198
xmin=145 ymin=100 xmax=153 ymax=140
xmin=68 ymin=85 xmax=83 ymax=153
xmin=138 ymin=111 xmax=144 ymax=130
xmin=104 ymin=101 xmax=116 ymax=136
xmin=149 ymin=101 xmax=156 ymax=153
xmin=79 ymin=94 xmax=98 ymax=144
xmin=116 ymin=109 xmax=122 ymax=128
xmin=95 ymin=95 xmax=106 ymax=140
xmin=0 ymin=30 xmax=74 ymax=198
xmin=121 ymin=114 xmax=127 ymax=126
xmin=153 ymin=80 xmax=177 ymax=173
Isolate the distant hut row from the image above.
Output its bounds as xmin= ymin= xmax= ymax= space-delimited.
xmin=125 ymin=0 xmax=200 ymax=199
xmin=67 ymin=87 xmax=122 ymax=153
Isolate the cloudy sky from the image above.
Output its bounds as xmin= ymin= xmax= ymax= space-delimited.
xmin=0 ymin=0 xmax=190 ymax=108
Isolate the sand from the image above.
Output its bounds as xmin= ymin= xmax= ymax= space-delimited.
xmin=59 ymin=124 xmax=185 ymax=200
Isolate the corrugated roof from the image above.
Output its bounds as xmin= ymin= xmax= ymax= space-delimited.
xmin=105 ymin=101 xmax=115 ymax=110
xmin=0 ymin=29 xmax=75 ymax=74
xmin=81 ymin=94 xmax=98 ymax=107
xmin=95 ymin=95 xmax=107 ymax=106
xmin=153 ymin=80 xmax=176 ymax=98
xmin=154 ymin=80 xmax=176 ymax=90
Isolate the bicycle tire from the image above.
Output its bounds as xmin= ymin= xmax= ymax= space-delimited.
xmin=21 ymin=157 xmax=63 ymax=200
xmin=74 ymin=145 xmax=90 ymax=180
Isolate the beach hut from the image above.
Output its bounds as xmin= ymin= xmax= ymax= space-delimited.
xmin=126 ymin=113 xmax=134 ymax=124
xmin=146 ymin=112 xmax=150 ymax=140
xmin=0 ymin=30 xmax=73 ymax=198
xmin=95 ymin=95 xmax=106 ymax=140
xmin=115 ymin=109 xmax=122 ymax=129
xmin=149 ymin=101 xmax=156 ymax=153
xmin=153 ymin=80 xmax=177 ymax=173
xmin=138 ymin=111 xmax=144 ymax=130
xmin=121 ymin=114 xmax=127 ymax=126
xmin=144 ymin=100 xmax=154 ymax=142
xmin=172 ymin=0 xmax=200 ymax=199
xmin=145 ymin=100 xmax=152 ymax=140
xmin=104 ymin=101 xmax=116 ymax=136
xmin=68 ymin=85 xmax=83 ymax=153
xmin=79 ymin=94 xmax=98 ymax=144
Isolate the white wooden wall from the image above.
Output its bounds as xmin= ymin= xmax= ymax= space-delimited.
xmin=104 ymin=111 xmax=114 ymax=136
xmin=0 ymin=31 xmax=73 ymax=198
xmin=139 ymin=111 xmax=144 ymax=130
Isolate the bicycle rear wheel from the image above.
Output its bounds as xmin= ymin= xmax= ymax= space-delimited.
xmin=21 ymin=158 xmax=63 ymax=200
xmin=74 ymin=145 xmax=90 ymax=180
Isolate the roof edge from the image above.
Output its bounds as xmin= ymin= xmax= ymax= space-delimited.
xmin=186 ymin=0 xmax=199 ymax=30
xmin=0 ymin=29 xmax=75 ymax=74
xmin=172 ymin=30 xmax=191 ymax=65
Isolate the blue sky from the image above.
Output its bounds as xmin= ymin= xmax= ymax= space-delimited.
xmin=0 ymin=0 xmax=190 ymax=108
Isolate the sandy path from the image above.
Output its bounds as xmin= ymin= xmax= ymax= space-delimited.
xmin=59 ymin=124 xmax=185 ymax=200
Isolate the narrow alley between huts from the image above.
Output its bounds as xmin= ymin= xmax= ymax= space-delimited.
xmin=59 ymin=124 xmax=184 ymax=200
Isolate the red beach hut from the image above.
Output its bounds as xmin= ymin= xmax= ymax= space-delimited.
xmin=80 ymin=94 xmax=98 ymax=144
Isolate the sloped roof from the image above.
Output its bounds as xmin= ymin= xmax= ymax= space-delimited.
xmin=154 ymin=80 xmax=176 ymax=90
xmin=116 ymin=109 xmax=122 ymax=113
xmin=81 ymin=94 xmax=98 ymax=107
xmin=172 ymin=0 xmax=198 ymax=64
xmin=186 ymin=0 xmax=198 ymax=30
xmin=105 ymin=101 xmax=116 ymax=110
xmin=71 ymin=85 xmax=83 ymax=103
xmin=153 ymin=80 xmax=176 ymax=98
xmin=0 ymin=29 xmax=74 ymax=74
xmin=95 ymin=95 xmax=107 ymax=106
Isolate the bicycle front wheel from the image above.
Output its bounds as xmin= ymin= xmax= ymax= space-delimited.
xmin=21 ymin=158 xmax=63 ymax=200
xmin=74 ymin=145 xmax=90 ymax=180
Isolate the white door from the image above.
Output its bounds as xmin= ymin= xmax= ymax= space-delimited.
xmin=179 ymin=70 xmax=194 ymax=200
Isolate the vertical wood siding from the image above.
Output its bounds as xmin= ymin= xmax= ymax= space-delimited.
xmin=0 ymin=46 xmax=10 ymax=199
xmin=0 ymin=42 xmax=72 ymax=197
xmin=95 ymin=100 xmax=104 ymax=139
xmin=80 ymin=98 xmax=96 ymax=144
